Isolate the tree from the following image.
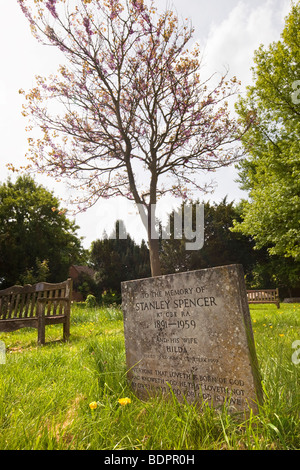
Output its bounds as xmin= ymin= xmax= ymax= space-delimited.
xmin=90 ymin=220 xmax=150 ymax=297
xmin=248 ymin=255 xmax=300 ymax=296
xmin=19 ymin=259 xmax=50 ymax=285
xmin=0 ymin=175 xmax=85 ymax=288
xmin=160 ymin=199 xmax=260 ymax=281
xmin=232 ymin=2 xmax=300 ymax=261
xmin=17 ymin=0 xmax=246 ymax=276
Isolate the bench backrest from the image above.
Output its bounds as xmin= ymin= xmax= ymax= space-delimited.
xmin=247 ymin=289 xmax=278 ymax=302
xmin=0 ymin=279 xmax=72 ymax=320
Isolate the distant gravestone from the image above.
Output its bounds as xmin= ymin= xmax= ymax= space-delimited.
xmin=122 ymin=265 xmax=263 ymax=414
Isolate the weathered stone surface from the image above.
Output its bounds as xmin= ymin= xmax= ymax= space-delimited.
xmin=122 ymin=265 xmax=263 ymax=414
xmin=283 ymin=298 xmax=300 ymax=303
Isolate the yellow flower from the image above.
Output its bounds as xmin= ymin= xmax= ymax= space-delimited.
xmin=118 ymin=397 xmax=131 ymax=406
xmin=279 ymin=334 xmax=285 ymax=337
xmin=89 ymin=401 xmax=98 ymax=410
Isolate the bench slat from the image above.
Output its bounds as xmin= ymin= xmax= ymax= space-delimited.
xmin=7 ymin=294 xmax=14 ymax=319
xmin=46 ymin=289 xmax=54 ymax=316
xmin=29 ymin=292 xmax=36 ymax=317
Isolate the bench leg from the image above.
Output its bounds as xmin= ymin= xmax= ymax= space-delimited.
xmin=63 ymin=315 xmax=70 ymax=342
xmin=37 ymin=306 xmax=45 ymax=345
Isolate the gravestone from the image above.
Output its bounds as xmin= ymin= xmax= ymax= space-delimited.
xmin=122 ymin=265 xmax=263 ymax=414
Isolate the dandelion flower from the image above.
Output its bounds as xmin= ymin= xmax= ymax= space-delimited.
xmin=279 ymin=334 xmax=285 ymax=337
xmin=89 ymin=401 xmax=98 ymax=410
xmin=118 ymin=397 xmax=131 ymax=406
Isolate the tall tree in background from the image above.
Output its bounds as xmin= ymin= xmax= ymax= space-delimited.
xmin=90 ymin=221 xmax=150 ymax=297
xmin=160 ymin=199 xmax=260 ymax=280
xmin=17 ymin=0 xmax=246 ymax=276
xmin=232 ymin=2 xmax=300 ymax=261
xmin=0 ymin=176 xmax=85 ymax=288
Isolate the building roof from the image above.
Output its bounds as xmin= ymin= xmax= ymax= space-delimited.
xmin=70 ymin=265 xmax=96 ymax=279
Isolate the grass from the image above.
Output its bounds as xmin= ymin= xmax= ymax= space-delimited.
xmin=0 ymin=302 xmax=299 ymax=450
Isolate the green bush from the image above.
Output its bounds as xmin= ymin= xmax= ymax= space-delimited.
xmin=85 ymin=294 xmax=97 ymax=308
xmin=101 ymin=289 xmax=121 ymax=306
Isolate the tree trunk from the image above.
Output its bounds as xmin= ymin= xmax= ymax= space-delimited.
xmin=129 ymin=154 xmax=161 ymax=276
xmin=148 ymin=236 xmax=161 ymax=277
xmin=147 ymin=203 xmax=162 ymax=277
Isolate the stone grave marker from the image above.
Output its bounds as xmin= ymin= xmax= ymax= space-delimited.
xmin=122 ymin=264 xmax=263 ymax=414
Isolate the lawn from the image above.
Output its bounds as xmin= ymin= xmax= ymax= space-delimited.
xmin=0 ymin=302 xmax=299 ymax=450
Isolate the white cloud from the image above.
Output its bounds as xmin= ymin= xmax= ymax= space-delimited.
xmin=201 ymin=0 xmax=292 ymax=88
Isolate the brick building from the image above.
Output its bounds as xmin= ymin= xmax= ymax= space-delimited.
xmin=68 ymin=265 xmax=96 ymax=301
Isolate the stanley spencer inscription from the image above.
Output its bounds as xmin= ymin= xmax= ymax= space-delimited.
xmin=122 ymin=265 xmax=263 ymax=414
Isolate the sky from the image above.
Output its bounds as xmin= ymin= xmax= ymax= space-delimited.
xmin=0 ymin=0 xmax=292 ymax=248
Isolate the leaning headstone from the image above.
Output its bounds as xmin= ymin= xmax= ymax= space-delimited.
xmin=122 ymin=265 xmax=263 ymax=414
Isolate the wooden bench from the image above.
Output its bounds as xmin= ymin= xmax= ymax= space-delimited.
xmin=0 ymin=279 xmax=72 ymax=345
xmin=247 ymin=288 xmax=280 ymax=309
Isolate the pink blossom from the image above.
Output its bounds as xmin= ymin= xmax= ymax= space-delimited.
xmin=18 ymin=0 xmax=34 ymax=25
xmin=46 ymin=0 xmax=58 ymax=19
xmin=110 ymin=11 xmax=118 ymax=20
xmin=83 ymin=17 xmax=93 ymax=36
xmin=132 ymin=0 xmax=145 ymax=14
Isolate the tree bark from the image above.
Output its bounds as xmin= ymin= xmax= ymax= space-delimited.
xmin=148 ymin=236 xmax=161 ymax=277
xmin=147 ymin=203 xmax=162 ymax=277
xmin=125 ymin=143 xmax=162 ymax=276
